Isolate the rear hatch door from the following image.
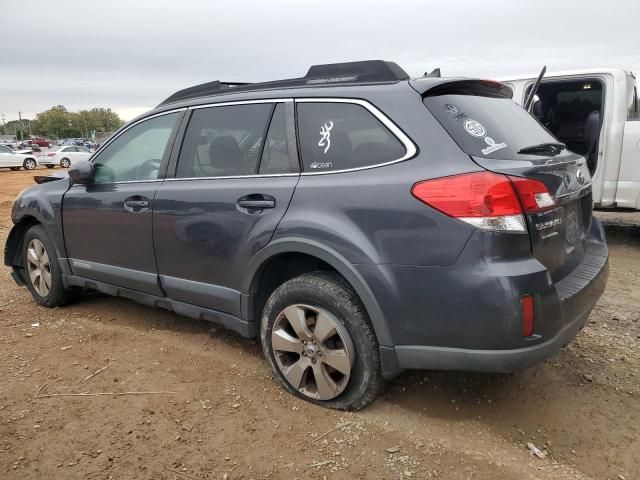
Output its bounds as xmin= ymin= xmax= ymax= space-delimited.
xmin=419 ymin=81 xmax=593 ymax=281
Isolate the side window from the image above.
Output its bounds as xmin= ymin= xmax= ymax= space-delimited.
xmin=67 ymin=147 xmax=78 ymax=153
xmin=93 ymin=112 xmax=179 ymax=183
xmin=176 ymin=104 xmax=273 ymax=178
xmin=296 ymin=102 xmax=406 ymax=172
xmin=259 ymin=104 xmax=296 ymax=174
xmin=0 ymin=145 xmax=11 ymax=153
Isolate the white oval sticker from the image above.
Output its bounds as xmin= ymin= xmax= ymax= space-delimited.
xmin=463 ymin=119 xmax=486 ymax=137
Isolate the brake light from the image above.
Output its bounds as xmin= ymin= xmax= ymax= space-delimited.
xmin=47 ymin=152 xmax=55 ymax=157
xmin=411 ymin=172 xmax=526 ymax=232
xmin=522 ymin=295 xmax=535 ymax=337
xmin=509 ymin=176 xmax=556 ymax=213
xmin=411 ymin=172 xmax=556 ymax=232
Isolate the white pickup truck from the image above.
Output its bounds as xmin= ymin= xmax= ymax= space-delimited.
xmin=500 ymin=69 xmax=639 ymax=210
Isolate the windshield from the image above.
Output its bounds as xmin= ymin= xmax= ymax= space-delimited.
xmin=424 ymin=94 xmax=559 ymax=160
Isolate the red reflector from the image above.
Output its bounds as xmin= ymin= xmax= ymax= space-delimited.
xmin=411 ymin=172 xmax=522 ymax=218
xmin=47 ymin=153 xmax=55 ymax=157
xmin=509 ymin=176 xmax=556 ymax=213
xmin=522 ymin=295 xmax=535 ymax=337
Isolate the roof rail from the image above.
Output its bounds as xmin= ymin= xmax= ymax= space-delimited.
xmin=157 ymin=60 xmax=409 ymax=107
xmin=159 ymin=81 xmax=249 ymax=107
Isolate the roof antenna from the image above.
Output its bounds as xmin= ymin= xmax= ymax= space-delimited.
xmin=424 ymin=68 xmax=441 ymax=78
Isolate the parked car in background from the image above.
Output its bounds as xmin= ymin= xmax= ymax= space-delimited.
xmin=0 ymin=144 xmax=38 ymax=170
xmin=38 ymin=145 xmax=92 ymax=168
xmin=32 ymin=138 xmax=51 ymax=148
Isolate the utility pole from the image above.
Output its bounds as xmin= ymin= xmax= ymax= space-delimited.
xmin=18 ymin=111 xmax=23 ymax=140
xmin=1 ymin=114 xmax=5 ymax=135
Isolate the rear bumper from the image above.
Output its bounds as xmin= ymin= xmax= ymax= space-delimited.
xmin=394 ymin=274 xmax=604 ymax=372
xmin=360 ymin=219 xmax=609 ymax=376
xmin=395 ymin=225 xmax=608 ymax=373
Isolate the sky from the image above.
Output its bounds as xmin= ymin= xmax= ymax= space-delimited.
xmin=1 ymin=0 xmax=639 ymax=123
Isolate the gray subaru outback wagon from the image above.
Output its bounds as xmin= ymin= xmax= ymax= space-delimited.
xmin=4 ymin=61 xmax=608 ymax=410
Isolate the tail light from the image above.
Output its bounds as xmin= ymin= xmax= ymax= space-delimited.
xmin=47 ymin=152 xmax=55 ymax=157
xmin=509 ymin=176 xmax=556 ymax=212
xmin=521 ymin=295 xmax=535 ymax=337
xmin=411 ymin=172 xmax=555 ymax=233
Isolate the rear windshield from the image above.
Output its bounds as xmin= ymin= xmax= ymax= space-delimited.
xmin=424 ymin=95 xmax=558 ymax=159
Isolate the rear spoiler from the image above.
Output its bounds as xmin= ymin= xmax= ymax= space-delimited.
xmin=410 ymin=78 xmax=513 ymax=99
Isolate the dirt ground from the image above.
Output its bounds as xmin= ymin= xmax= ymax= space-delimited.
xmin=1 ymin=168 xmax=639 ymax=480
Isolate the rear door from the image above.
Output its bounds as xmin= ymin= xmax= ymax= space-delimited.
xmin=423 ymin=86 xmax=593 ymax=281
xmin=153 ymin=101 xmax=299 ymax=316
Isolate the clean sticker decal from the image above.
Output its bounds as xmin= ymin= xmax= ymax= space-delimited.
xmin=463 ymin=119 xmax=486 ymax=137
xmin=481 ymin=136 xmax=507 ymax=155
xmin=318 ymin=121 xmax=334 ymax=154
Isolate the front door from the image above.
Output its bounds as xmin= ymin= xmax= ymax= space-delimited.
xmin=62 ymin=111 xmax=183 ymax=295
xmin=153 ymin=102 xmax=299 ymax=316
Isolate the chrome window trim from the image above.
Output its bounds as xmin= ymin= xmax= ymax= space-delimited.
xmin=165 ymin=173 xmax=299 ymax=182
xmin=190 ymin=98 xmax=293 ymax=109
xmin=69 ymin=179 xmax=165 ymax=187
xmin=107 ymin=97 xmax=417 ymax=183
xmin=295 ymin=97 xmax=418 ymax=176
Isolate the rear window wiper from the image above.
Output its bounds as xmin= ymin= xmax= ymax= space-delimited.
xmin=517 ymin=142 xmax=566 ymax=155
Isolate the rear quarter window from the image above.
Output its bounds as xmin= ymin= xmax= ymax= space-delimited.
xmin=424 ymin=95 xmax=558 ymax=159
xmin=296 ymin=102 xmax=406 ymax=172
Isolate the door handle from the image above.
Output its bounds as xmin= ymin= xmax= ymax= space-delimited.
xmin=124 ymin=196 xmax=150 ymax=212
xmin=237 ymin=194 xmax=276 ymax=211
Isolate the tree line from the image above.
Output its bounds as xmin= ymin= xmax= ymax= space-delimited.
xmin=2 ymin=105 xmax=125 ymax=140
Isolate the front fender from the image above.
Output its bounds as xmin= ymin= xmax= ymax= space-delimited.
xmin=4 ymin=179 xmax=70 ymax=273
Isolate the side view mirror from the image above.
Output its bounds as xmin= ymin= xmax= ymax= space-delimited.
xmin=68 ymin=160 xmax=95 ymax=185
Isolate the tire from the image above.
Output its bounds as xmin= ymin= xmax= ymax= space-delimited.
xmin=10 ymin=166 xmax=20 ymax=171
xmin=261 ymin=271 xmax=384 ymax=411
xmin=22 ymin=225 xmax=79 ymax=307
xmin=23 ymin=158 xmax=37 ymax=170
xmin=60 ymin=158 xmax=70 ymax=168
xmin=46 ymin=165 xmax=55 ymax=169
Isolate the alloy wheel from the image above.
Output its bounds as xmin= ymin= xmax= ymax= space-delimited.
xmin=26 ymin=239 xmax=51 ymax=297
xmin=24 ymin=159 xmax=36 ymax=170
xmin=61 ymin=158 xmax=70 ymax=168
xmin=271 ymin=304 xmax=354 ymax=400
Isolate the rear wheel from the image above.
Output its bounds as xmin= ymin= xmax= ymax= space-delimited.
xmin=23 ymin=225 xmax=79 ymax=307
xmin=23 ymin=158 xmax=36 ymax=170
xmin=60 ymin=158 xmax=70 ymax=168
xmin=261 ymin=271 xmax=384 ymax=410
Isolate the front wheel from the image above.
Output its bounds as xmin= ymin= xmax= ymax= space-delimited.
xmin=23 ymin=158 xmax=37 ymax=170
xmin=23 ymin=225 xmax=79 ymax=307
xmin=261 ymin=271 xmax=384 ymax=411
xmin=60 ymin=158 xmax=70 ymax=168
